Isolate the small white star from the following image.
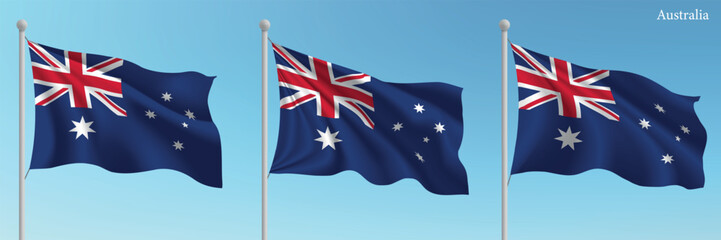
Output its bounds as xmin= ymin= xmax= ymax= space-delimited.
xmin=681 ymin=125 xmax=690 ymax=134
xmin=654 ymin=104 xmax=666 ymax=113
xmin=413 ymin=103 xmax=425 ymax=113
xmin=173 ymin=140 xmax=184 ymax=151
xmin=182 ymin=122 xmax=189 ymax=128
xmin=414 ymin=152 xmax=425 ymax=163
xmin=69 ymin=116 xmax=96 ymax=140
xmin=555 ymin=126 xmax=582 ymax=150
xmin=145 ymin=110 xmax=156 ymax=119
xmin=185 ymin=109 xmax=196 ymax=120
xmin=661 ymin=154 xmax=674 ymax=164
xmin=675 ymin=136 xmax=681 ymax=142
xmin=315 ymin=127 xmax=342 ymax=150
xmin=434 ymin=122 xmax=446 ymax=133
xmin=161 ymin=92 xmax=173 ymax=102
xmin=392 ymin=122 xmax=404 ymax=131
xmin=422 ymin=137 xmax=430 ymax=143
xmin=639 ymin=119 xmax=651 ymax=129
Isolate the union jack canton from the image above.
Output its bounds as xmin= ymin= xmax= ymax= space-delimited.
xmin=512 ymin=43 xmax=618 ymax=121
xmin=273 ymin=43 xmax=375 ymax=129
xmin=30 ymin=41 xmax=126 ymax=116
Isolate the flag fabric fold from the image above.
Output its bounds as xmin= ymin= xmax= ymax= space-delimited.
xmin=510 ymin=43 xmax=706 ymax=189
xmin=270 ymin=43 xmax=468 ymax=195
xmin=28 ymin=41 xmax=222 ymax=187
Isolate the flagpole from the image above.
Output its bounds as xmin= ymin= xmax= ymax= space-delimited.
xmin=259 ymin=19 xmax=270 ymax=240
xmin=499 ymin=19 xmax=510 ymax=240
xmin=17 ymin=19 xmax=27 ymax=240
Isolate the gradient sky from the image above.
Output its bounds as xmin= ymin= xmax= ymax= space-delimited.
xmin=1 ymin=0 xmax=719 ymax=239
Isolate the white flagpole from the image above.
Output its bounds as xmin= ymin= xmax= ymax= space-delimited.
xmin=499 ymin=19 xmax=510 ymax=240
xmin=259 ymin=19 xmax=270 ymax=240
xmin=17 ymin=19 xmax=27 ymax=240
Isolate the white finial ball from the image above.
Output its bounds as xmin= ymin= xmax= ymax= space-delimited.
xmin=17 ymin=19 xmax=28 ymax=31
xmin=259 ymin=19 xmax=270 ymax=31
xmin=499 ymin=19 xmax=510 ymax=31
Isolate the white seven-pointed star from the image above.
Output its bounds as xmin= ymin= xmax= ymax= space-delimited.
xmin=185 ymin=109 xmax=196 ymax=120
xmin=639 ymin=119 xmax=651 ymax=129
xmin=661 ymin=154 xmax=674 ymax=164
xmin=145 ymin=110 xmax=156 ymax=119
xmin=675 ymin=136 xmax=681 ymax=142
xmin=69 ymin=116 xmax=96 ymax=139
xmin=434 ymin=122 xmax=446 ymax=133
xmin=414 ymin=103 xmax=425 ymax=113
xmin=681 ymin=125 xmax=690 ymax=134
xmin=414 ymin=152 xmax=425 ymax=163
xmin=173 ymin=140 xmax=184 ymax=151
xmin=555 ymin=126 xmax=582 ymax=150
xmin=182 ymin=122 xmax=189 ymax=128
xmin=654 ymin=104 xmax=666 ymax=113
xmin=423 ymin=137 xmax=430 ymax=143
xmin=161 ymin=92 xmax=173 ymax=102
xmin=392 ymin=122 xmax=404 ymax=131
xmin=315 ymin=127 xmax=342 ymax=150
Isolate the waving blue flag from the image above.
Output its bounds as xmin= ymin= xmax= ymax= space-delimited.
xmin=510 ymin=43 xmax=707 ymax=189
xmin=28 ymin=41 xmax=222 ymax=187
xmin=270 ymin=43 xmax=468 ymax=195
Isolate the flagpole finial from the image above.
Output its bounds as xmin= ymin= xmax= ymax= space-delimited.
xmin=259 ymin=19 xmax=270 ymax=31
xmin=499 ymin=19 xmax=510 ymax=31
xmin=17 ymin=20 xmax=27 ymax=32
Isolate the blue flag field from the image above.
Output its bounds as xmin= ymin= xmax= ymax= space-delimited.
xmin=28 ymin=41 xmax=222 ymax=187
xmin=269 ymin=43 xmax=468 ymax=195
xmin=510 ymin=43 xmax=707 ymax=189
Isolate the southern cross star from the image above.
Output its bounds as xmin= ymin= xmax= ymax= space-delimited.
xmin=185 ymin=109 xmax=196 ymax=120
xmin=423 ymin=137 xmax=430 ymax=143
xmin=434 ymin=122 xmax=446 ymax=133
xmin=661 ymin=154 xmax=674 ymax=164
xmin=69 ymin=116 xmax=96 ymax=139
xmin=173 ymin=140 xmax=184 ymax=151
xmin=182 ymin=122 xmax=189 ymax=128
xmin=654 ymin=104 xmax=666 ymax=113
xmin=555 ymin=126 xmax=582 ymax=150
xmin=414 ymin=103 xmax=425 ymax=113
xmin=392 ymin=122 xmax=403 ymax=131
xmin=681 ymin=125 xmax=690 ymax=134
xmin=414 ymin=152 xmax=425 ymax=163
xmin=315 ymin=127 xmax=342 ymax=150
xmin=145 ymin=110 xmax=156 ymax=119
xmin=639 ymin=119 xmax=651 ymax=129
xmin=161 ymin=92 xmax=173 ymax=102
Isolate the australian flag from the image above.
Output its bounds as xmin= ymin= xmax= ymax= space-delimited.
xmin=28 ymin=41 xmax=222 ymax=188
xmin=269 ymin=43 xmax=468 ymax=195
xmin=510 ymin=43 xmax=707 ymax=189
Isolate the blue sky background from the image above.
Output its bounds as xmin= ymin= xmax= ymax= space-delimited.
xmin=1 ymin=0 xmax=719 ymax=239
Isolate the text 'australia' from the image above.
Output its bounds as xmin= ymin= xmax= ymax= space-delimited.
xmin=658 ymin=9 xmax=709 ymax=21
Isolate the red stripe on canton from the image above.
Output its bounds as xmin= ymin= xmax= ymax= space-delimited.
xmin=587 ymin=101 xmax=619 ymax=121
xmin=511 ymin=44 xmax=548 ymax=75
xmin=574 ymin=70 xmax=608 ymax=83
xmin=280 ymin=94 xmax=315 ymax=109
xmin=336 ymin=74 xmax=368 ymax=83
xmin=28 ymin=42 xmax=60 ymax=68
xmin=348 ymin=102 xmax=374 ymax=129
xmin=97 ymin=93 xmax=127 ymax=116
xmin=87 ymin=58 xmax=121 ymax=73
xmin=273 ymin=44 xmax=306 ymax=73
xmin=520 ymin=94 xmax=555 ymax=110
xmin=36 ymin=88 xmax=68 ymax=106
